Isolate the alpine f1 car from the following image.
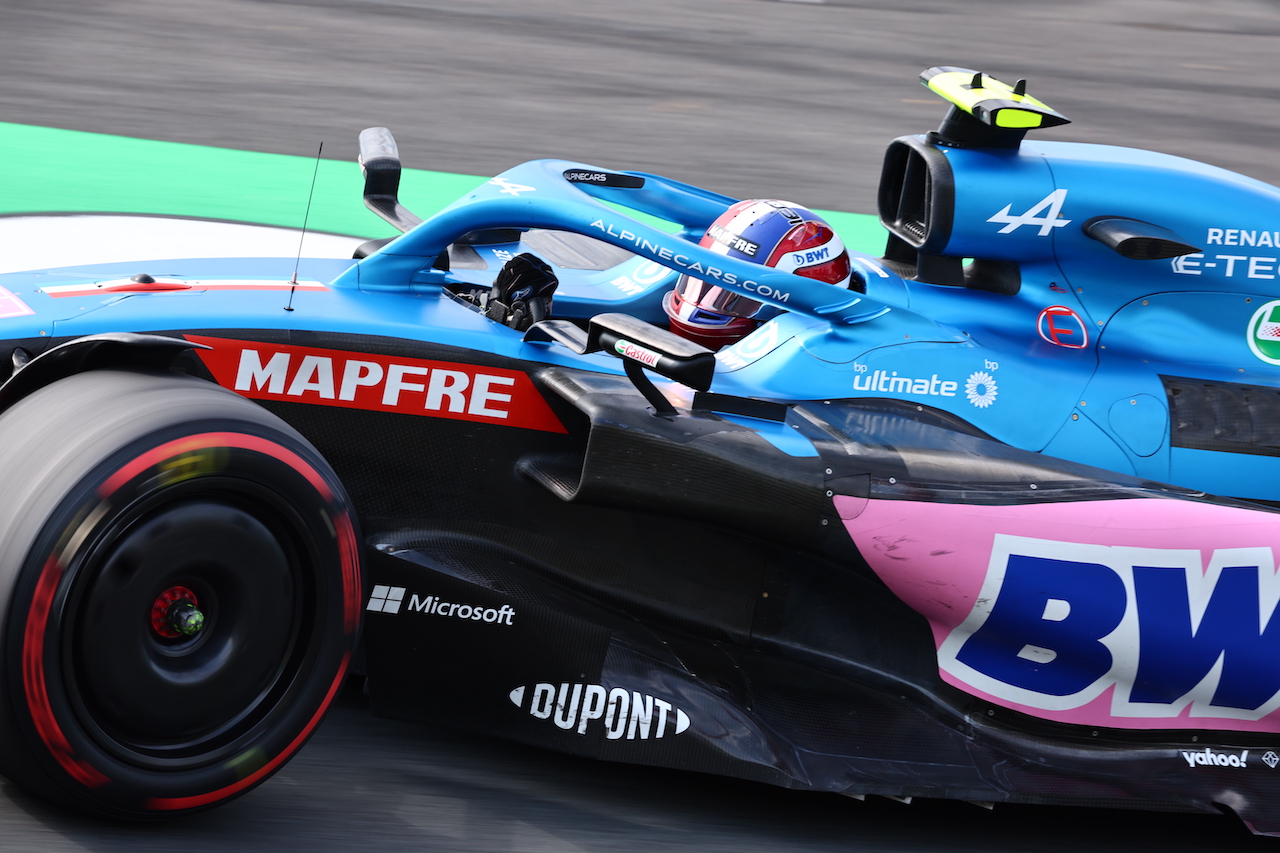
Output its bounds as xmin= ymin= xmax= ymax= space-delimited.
xmin=3 ymin=65 xmax=1280 ymax=835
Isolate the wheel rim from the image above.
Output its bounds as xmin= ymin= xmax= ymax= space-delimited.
xmin=0 ymin=374 xmax=362 ymax=814
xmin=150 ymin=585 xmax=204 ymax=639
xmin=62 ymin=481 xmax=320 ymax=766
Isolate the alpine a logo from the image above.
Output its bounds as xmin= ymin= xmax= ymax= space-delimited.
xmin=988 ymin=189 xmax=1071 ymax=236
xmin=188 ymin=336 xmax=565 ymax=433
xmin=508 ymin=683 xmax=690 ymax=739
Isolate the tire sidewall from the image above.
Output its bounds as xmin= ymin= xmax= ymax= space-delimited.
xmin=0 ymin=370 xmax=362 ymax=816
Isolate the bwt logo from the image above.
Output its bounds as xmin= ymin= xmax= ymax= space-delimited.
xmin=794 ymin=247 xmax=830 ymax=265
xmin=939 ymin=535 xmax=1280 ymax=721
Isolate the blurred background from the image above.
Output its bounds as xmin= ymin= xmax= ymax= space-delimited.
xmin=2 ymin=1 xmax=1280 ymax=849
xmin=6 ymin=0 xmax=1280 ymax=214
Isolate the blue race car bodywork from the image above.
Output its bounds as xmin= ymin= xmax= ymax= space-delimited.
xmin=343 ymin=83 xmax=1280 ymax=504
xmin=4 ymin=67 xmax=1280 ymax=833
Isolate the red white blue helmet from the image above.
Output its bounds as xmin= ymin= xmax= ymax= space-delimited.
xmin=663 ymin=199 xmax=853 ymax=350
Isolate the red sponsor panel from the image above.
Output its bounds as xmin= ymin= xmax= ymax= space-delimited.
xmin=187 ymin=336 xmax=566 ymax=433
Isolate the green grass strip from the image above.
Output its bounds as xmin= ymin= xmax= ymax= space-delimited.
xmin=0 ymin=122 xmax=885 ymax=253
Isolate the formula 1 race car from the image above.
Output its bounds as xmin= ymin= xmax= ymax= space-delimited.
xmin=3 ymin=65 xmax=1280 ymax=835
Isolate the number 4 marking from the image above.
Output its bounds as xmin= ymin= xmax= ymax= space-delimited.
xmin=988 ymin=189 xmax=1070 ymax=236
xmin=489 ymin=177 xmax=537 ymax=197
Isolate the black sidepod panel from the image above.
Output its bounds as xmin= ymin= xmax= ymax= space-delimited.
xmin=187 ymin=332 xmax=1250 ymax=822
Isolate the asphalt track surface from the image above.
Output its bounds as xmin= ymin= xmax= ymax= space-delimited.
xmin=4 ymin=0 xmax=1280 ymax=849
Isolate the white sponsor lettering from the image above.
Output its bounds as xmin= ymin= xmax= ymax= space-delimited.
xmin=852 ymin=367 xmax=960 ymax=399
xmin=366 ymin=586 xmax=516 ymax=625
xmin=1173 ymin=251 xmax=1280 ymax=279
xmin=706 ymin=224 xmax=761 ymax=257
xmin=469 ymin=374 xmax=515 ymax=417
xmin=382 ymin=364 xmax=429 ymax=406
xmin=851 ymin=362 xmax=996 ymax=408
xmin=236 ymin=349 xmax=290 ymax=394
xmin=339 ymin=360 xmax=384 ymax=400
xmin=510 ymin=682 xmax=690 ymax=739
xmin=288 ymin=355 xmax=336 ymax=399
xmin=793 ymin=246 xmax=829 ymax=265
xmin=588 ymin=220 xmax=789 ymax=303
xmin=1181 ymin=747 xmax=1249 ymax=768
xmin=1206 ymin=228 xmax=1280 ymax=248
xmin=425 ymin=369 xmax=468 ymax=412
xmin=233 ymin=349 xmax=514 ymax=419
xmin=403 ymin=593 xmax=515 ymax=625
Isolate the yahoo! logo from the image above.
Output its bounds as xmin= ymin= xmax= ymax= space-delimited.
xmin=939 ymin=535 xmax=1280 ymax=721
xmin=1182 ymin=747 xmax=1248 ymax=768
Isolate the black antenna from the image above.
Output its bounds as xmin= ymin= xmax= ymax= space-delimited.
xmin=286 ymin=141 xmax=324 ymax=311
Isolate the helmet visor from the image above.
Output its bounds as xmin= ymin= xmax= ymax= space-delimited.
xmin=672 ymin=276 xmax=765 ymax=322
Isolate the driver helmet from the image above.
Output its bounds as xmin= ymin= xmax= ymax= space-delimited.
xmin=663 ymin=199 xmax=854 ymax=350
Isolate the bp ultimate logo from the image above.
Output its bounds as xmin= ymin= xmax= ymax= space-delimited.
xmin=938 ymin=534 xmax=1280 ymax=722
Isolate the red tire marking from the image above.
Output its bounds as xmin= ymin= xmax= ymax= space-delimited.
xmin=98 ymin=432 xmax=333 ymax=501
xmin=24 ymin=429 xmax=358 ymax=799
xmin=143 ymin=650 xmax=350 ymax=811
xmin=22 ymin=554 xmax=109 ymax=789
xmin=334 ymin=510 xmax=363 ymax=634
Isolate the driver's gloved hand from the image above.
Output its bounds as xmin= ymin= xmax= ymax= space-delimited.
xmin=485 ymin=253 xmax=559 ymax=331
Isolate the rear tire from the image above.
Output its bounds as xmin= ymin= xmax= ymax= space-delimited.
xmin=0 ymin=369 xmax=362 ymax=817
